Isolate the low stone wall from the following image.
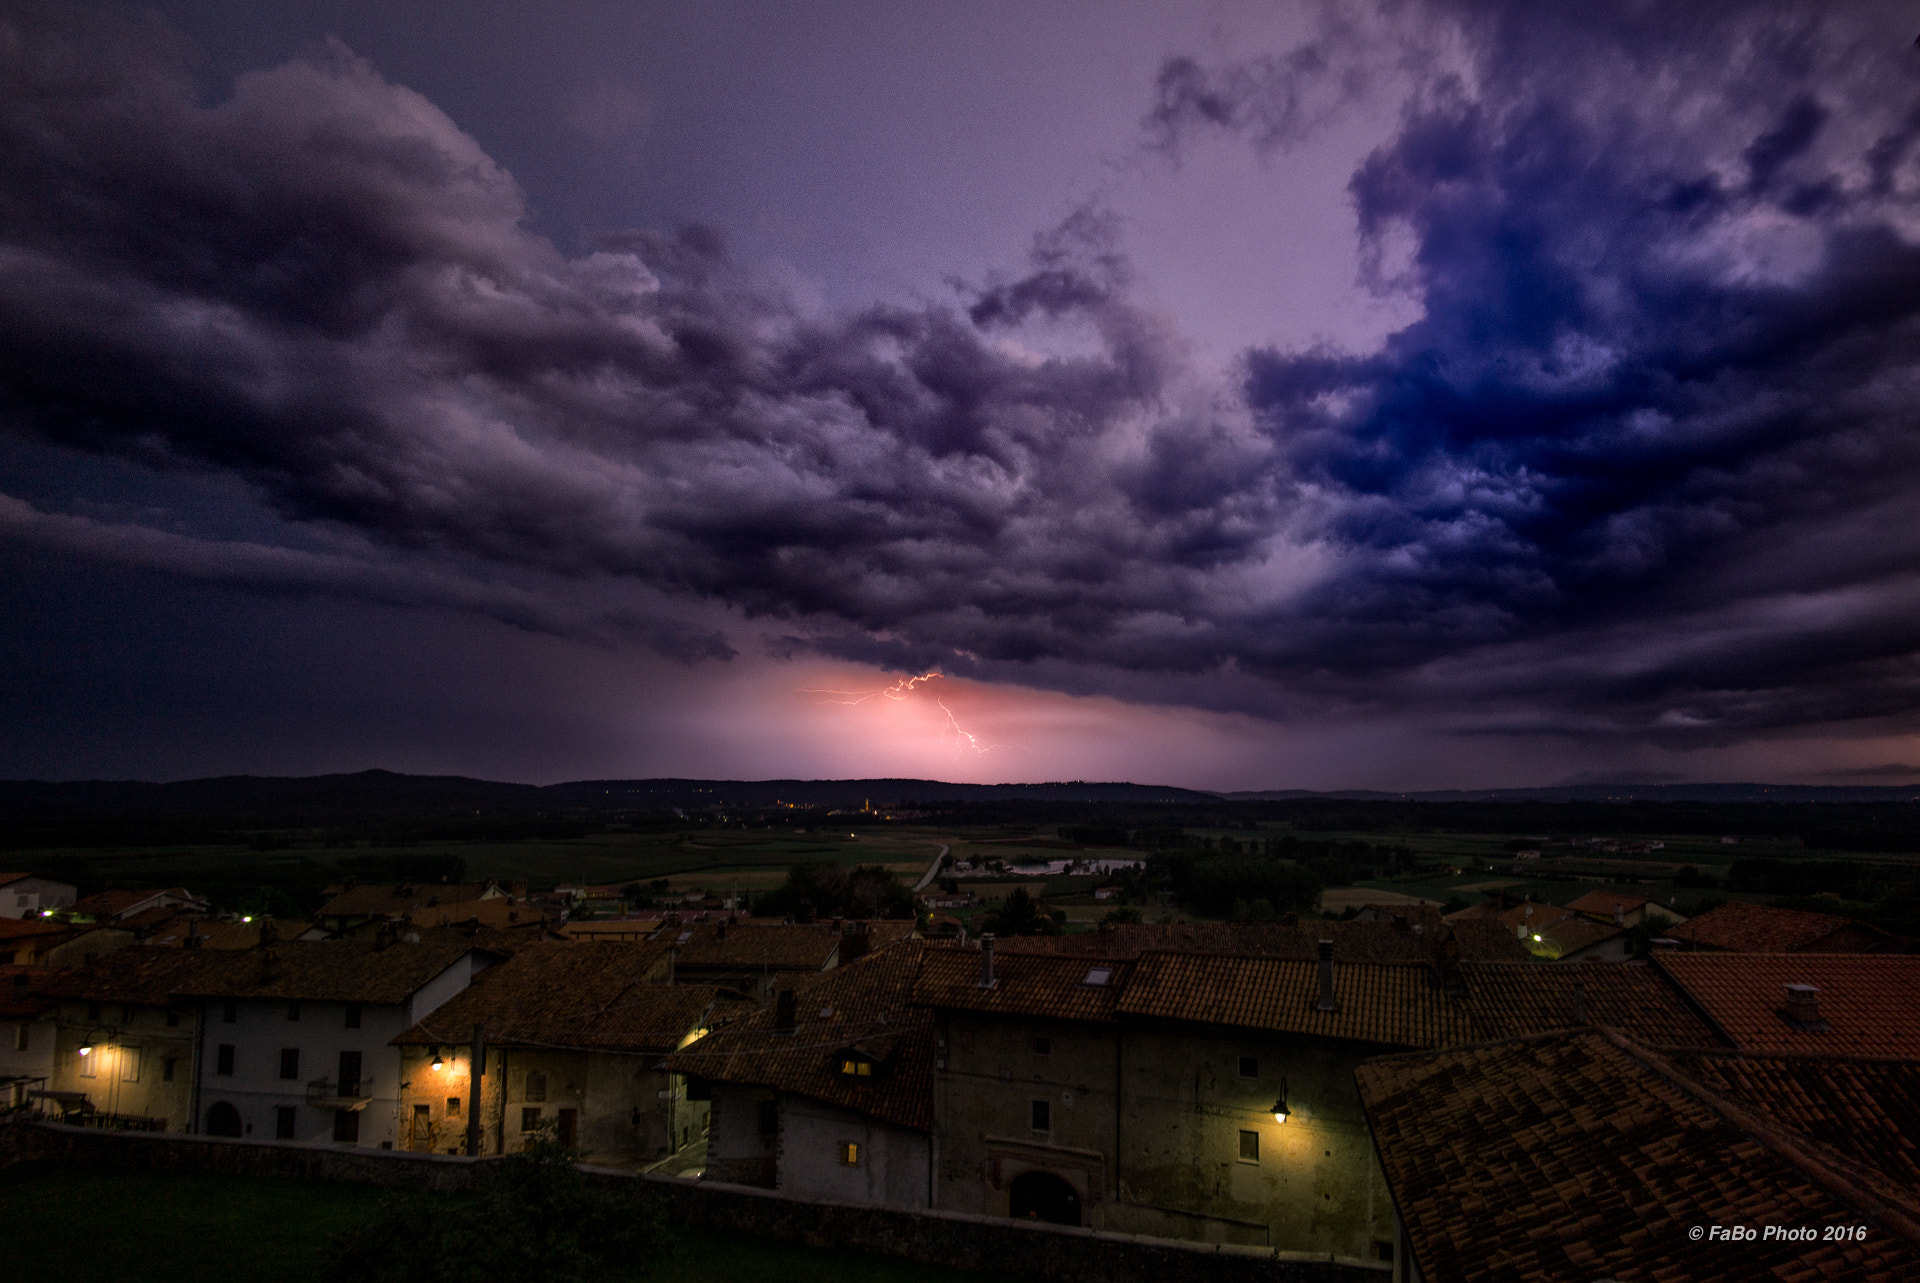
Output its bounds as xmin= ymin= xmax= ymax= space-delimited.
xmin=2 ymin=1120 xmax=1388 ymax=1283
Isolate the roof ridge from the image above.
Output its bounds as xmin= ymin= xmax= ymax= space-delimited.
xmin=1601 ymin=1029 xmax=1920 ymax=1246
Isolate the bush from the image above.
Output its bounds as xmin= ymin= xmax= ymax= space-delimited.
xmin=326 ymin=1126 xmax=672 ymax=1283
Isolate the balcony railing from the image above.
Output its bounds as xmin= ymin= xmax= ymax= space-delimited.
xmin=306 ymin=1077 xmax=371 ymax=1109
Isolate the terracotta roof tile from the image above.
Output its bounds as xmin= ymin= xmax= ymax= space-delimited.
xmin=668 ymin=942 xmax=933 ymax=1132
xmin=316 ymin=883 xmax=499 ymax=919
xmin=1656 ymin=954 xmax=1920 ymax=1057
xmin=174 ymin=935 xmax=493 ymax=1004
xmin=914 ymin=946 xmax=1131 ymax=1023
xmin=670 ymin=921 xmax=846 ymax=971
xmin=1533 ymin=915 xmax=1626 ymax=957
xmin=991 ymin=917 xmax=1528 ymax=963
xmin=0 ymin=964 xmax=55 ymax=1017
xmin=31 ymin=946 xmax=219 ymax=1006
xmin=1355 ymin=1032 xmax=1920 ymax=1282
xmin=1565 ymin=890 xmax=1651 ymax=918
xmin=393 ymin=941 xmax=707 ymax=1054
xmin=1667 ymin=902 xmax=1886 ymax=953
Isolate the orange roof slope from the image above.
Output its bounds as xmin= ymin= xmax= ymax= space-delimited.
xmin=990 ymin=917 xmax=1527 ymax=963
xmin=1356 ymin=1032 xmax=1920 ymax=1283
xmin=1564 ymin=890 xmax=1649 ymax=918
xmin=175 ymin=936 xmax=492 ymax=1004
xmin=1461 ymin=961 xmax=1721 ymax=1047
xmin=1667 ymin=900 xmax=1882 ymax=952
xmin=914 ymin=946 xmax=1132 ymax=1023
xmin=1656 ymin=953 xmax=1920 ymax=1057
xmin=393 ymin=940 xmax=703 ymax=1053
xmin=668 ymin=942 xmax=933 ymax=1132
xmin=670 ymin=922 xmax=849 ymax=972
xmin=33 ymin=946 xmax=221 ymax=1006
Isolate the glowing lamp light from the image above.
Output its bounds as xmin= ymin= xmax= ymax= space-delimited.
xmin=1532 ymin=933 xmax=1543 ymax=942
xmin=77 ymin=1042 xmax=93 ymax=1057
xmin=1271 ymin=1081 xmax=1291 ymax=1123
xmin=242 ymin=915 xmax=253 ymax=923
xmin=431 ymin=1049 xmax=444 ymax=1071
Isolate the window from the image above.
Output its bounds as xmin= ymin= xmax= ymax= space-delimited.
xmin=279 ymin=1048 xmax=300 ymax=1080
xmin=446 ymin=1096 xmax=461 ymax=1117
xmin=216 ymin=1044 xmax=235 ymax=1076
xmin=275 ymin=1106 xmax=297 ymax=1140
xmin=1238 ymin=1130 xmax=1260 ymax=1163
xmin=839 ymin=1057 xmax=872 ymax=1077
xmin=839 ymin=1142 xmax=860 ymax=1166
xmin=162 ymin=1057 xmax=176 ymax=1083
xmin=526 ymin=1072 xmax=547 ymax=1103
xmin=757 ymin=1099 xmax=778 ymax=1137
xmin=344 ymin=1003 xmax=361 ymax=1029
xmin=1238 ymin=1055 xmax=1259 ymax=1079
xmin=222 ymin=1000 xmax=238 ymax=1024
xmin=521 ymin=1107 xmax=543 ymax=1132
xmin=287 ymin=1002 xmax=301 ymax=1022
xmin=338 ymin=1050 xmax=362 ymax=1094
xmin=1033 ymin=1036 xmax=1051 ymax=1056
xmin=120 ymin=1046 xmax=140 ymax=1082
xmin=333 ymin=1110 xmax=360 ymax=1144
xmin=1030 ymin=1100 xmax=1051 ymax=1133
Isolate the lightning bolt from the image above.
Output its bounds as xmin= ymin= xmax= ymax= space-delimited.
xmin=800 ymin=672 xmax=1007 ymax=754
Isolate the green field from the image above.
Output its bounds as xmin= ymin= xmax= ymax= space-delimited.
xmin=0 ymin=1166 xmax=1030 ymax=1283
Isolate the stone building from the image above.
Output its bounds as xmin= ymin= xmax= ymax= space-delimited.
xmin=28 ymin=947 xmax=215 ymax=1129
xmin=670 ymin=940 xmax=933 ymax=1206
xmin=173 ymin=931 xmax=501 ymax=1146
xmin=911 ymin=934 xmax=1721 ymax=1263
xmin=391 ymin=940 xmax=722 ymax=1164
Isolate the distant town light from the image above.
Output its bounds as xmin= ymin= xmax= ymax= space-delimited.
xmin=242 ymin=915 xmax=253 ymax=923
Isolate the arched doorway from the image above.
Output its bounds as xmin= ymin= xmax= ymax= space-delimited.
xmin=1008 ymin=1169 xmax=1081 ymax=1226
xmin=205 ymin=1101 xmax=242 ymax=1137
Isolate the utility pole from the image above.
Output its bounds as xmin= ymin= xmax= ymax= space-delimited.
xmin=466 ymin=1023 xmax=485 ymax=1157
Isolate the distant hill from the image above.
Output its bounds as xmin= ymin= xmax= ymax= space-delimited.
xmin=1225 ymin=783 xmax=1920 ymax=804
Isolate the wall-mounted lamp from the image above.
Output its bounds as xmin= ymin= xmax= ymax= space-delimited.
xmin=1271 ymin=1079 xmax=1290 ymax=1123
xmin=431 ymin=1048 xmax=444 ymax=1070
xmin=77 ymin=1041 xmax=93 ymax=1057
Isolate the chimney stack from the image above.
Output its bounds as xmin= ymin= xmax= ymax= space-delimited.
xmin=979 ymin=933 xmax=997 ymax=988
xmin=1782 ymin=983 xmax=1825 ymax=1029
xmin=774 ymin=988 xmax=797 ymax=1035
xmin=1572 ymin=979 xmax=1588 ymax=1026
xmin=843 ymin=921 xmax=870 ymax=963
xmin=1315 ymin=939 xmax=1339 ymax=1012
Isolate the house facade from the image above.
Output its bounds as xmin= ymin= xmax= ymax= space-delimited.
xmin=29 ymin=948 xmax=212 ymax=1129
xmin=174 ymin=932 xmax=499 ymax=1146
xmin=0 ymin=873 xmax=77 ymax=920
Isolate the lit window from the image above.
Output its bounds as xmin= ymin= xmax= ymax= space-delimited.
xmin=840 ymin=1057 xmax=872 ymax=1077
xmin=1238 ymin=1130 xmax=1259 ymax=1163
xmin=1030 ymin=1100 xmax=1051 ymax=1132
xmin=839 ymin=1142 xmax=859 ymax=1166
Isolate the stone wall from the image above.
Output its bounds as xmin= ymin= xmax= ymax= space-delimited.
xmin=1 ymin=1119 xmax=1389 ymax=1283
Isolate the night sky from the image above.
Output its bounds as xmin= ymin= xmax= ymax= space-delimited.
xmin=7 ymin=0 xmax=1920 ymax=790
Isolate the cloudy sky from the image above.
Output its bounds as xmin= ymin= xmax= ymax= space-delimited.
xmin=6 ymin=0 xmax=1920 ymax=790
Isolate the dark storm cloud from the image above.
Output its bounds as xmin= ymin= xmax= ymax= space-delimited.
xmin=7 ymin=2 xmax=1920 ymax=741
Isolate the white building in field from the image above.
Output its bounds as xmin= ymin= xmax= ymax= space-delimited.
xmin=174 ymin=929 xmax=502 ymax=1147
xmin=0 ymin=873 xmax=77 ymax=919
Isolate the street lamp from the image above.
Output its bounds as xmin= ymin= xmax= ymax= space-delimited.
xmin=1271 ymin=1079 xmax=1291 ymax=1123
xmin=431 ymin=1048 xmax=444 ymax=1071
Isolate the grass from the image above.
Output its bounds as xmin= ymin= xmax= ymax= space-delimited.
xmin=0 ymin=1165 xmax=1031 ymax=1283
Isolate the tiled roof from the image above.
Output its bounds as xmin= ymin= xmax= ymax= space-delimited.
xmin=670 ymin=921 xmax=868 ymax=972
xmin=0 ymin=917 xmax=73 ymax=942
xmin=1118 ymin=953 xmax=1477 ymax=1048
xmin=316 ymin=883 xmax=497 ymax=919
xmin=1496 ymin=902 xmax=1569 ymax=934
xmin=174 ymin=935 xmax=492 ymax=1004
xmin=667 ymin=942 xmax=934 ymax=1132
xmin=1564 ymin=890 xmax=1651 ymax=918
xmin=393 ymin=941 xmax=707 ymax=1053
xmin=69 ymin=889 xmax=196 ymax=919
xmin=1666 ymin=900 xmax=1880 ymax=952
xmin=0 ymin=872 xmax=32 ymax=888
xmin=1445 ymin=919 xmax=1533 ymax=963
xmin=1533 ymin=915 xmax=1625 ymax=958
xmin=1356 ymin=1031 xmax=1920 ymax=1283
xmin=1658 ymin=1049 xmax=1920 ymax=1193
xmin=32 ymin=946 xmax=219 ymax=1006
xmin=1460 ymin=962 xmax=1722 ymax=1047
xmin=989 ymin=917 xmax=1527 ymax=963
xmin=914 ymin=946 xmax=1133 ymax=1024
xmin=0 ymin=964 xmax=55 ymax=1017
xmin=1655 ymin=953 xmax=1920 ymax=1057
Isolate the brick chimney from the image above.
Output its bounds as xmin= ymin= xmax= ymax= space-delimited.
xmin=1781 ymin=983 xmax=1829 ymax=1030
xmin=774 ymin=988 xmax=797 ymax=1035
xmin=1315 ymin=939 xmax=1339 ymax=1012
xmin=978 ymin=933 xmax=997 ymax=989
